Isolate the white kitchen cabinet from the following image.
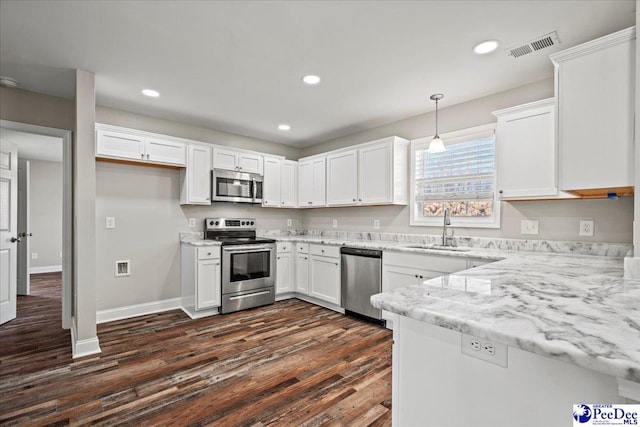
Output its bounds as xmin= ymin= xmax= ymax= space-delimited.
xmin=263 ymin=157 xmax=297 ymax=208
xmin=196 ymin=258 xmax=221 ymax=310
xmin=276 ymin=242 xmax=293 ymax=294
xmin=295 ymin=252 xmax=310 ymax=295
xmin=298 ymin=156 xmax=326 ymax=207
xmin=326 ymin=137 xmax=409 ymax=207
xmin=309 ymin=244 xmax=340 ymax=305
xmin=280 ymin=160 xmax=297 ymax=207
xmin=550 ymin=27 xmax=635 ymax=194
xmin=212 ymin=147 xmax=263 ymax=174
xmin=327 ymin=150 xmax=358 ymax=205
xmin=263 ymin=157 xmax=281 ymax=207
xmin=493 ymin=99 xmax=576 ymax=200
xmin=180 ymin=144 xmax=212 ymax=205
xmin=181 ymin=245 xmax=221 ymax=318
xmin=96 ymin=126 xmax=186 ymax=166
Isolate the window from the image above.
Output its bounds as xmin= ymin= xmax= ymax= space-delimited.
xmin=410 ymin=123 xmax=500 ymax=228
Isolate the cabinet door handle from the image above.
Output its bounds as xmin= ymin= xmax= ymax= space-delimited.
xmin=359 ymin=198 xmax=362 ymax=201
xmin=140 ymin=153 xmax=144 ymax=159
xmin=207 ymin=252 xmax=211 ymax=256
xmin=414 ymin=274 xmax=419 ymax=278
xmin=499 ymin=190 xmax=503 ymax=194
xmin=335 ymin=262 xmax=339 ymax=266
xmin=419 ymin=275 xmax=424 ymax=279
xmin=308 ymin=201 xmax=312 ymax=205
xmin=353 ymin=198 xmax=356 ymax=202
xmin=146 ymin=154 xmax=150 ymax=160
xmin=282 ymin=201 xmax=284 ymax=204
xmin=206 ymin=197 xmax=210 ymax=200
xmin=305 ymin=257 xmax=308 ymax=260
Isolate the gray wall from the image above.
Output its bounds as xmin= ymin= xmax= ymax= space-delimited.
xmin=94 ymin=110 xmax=303 ymax=311
xmin=299 ymin=79 xmax=634 ymax=243
xmin=29 ymin=160 xmax=63 ymax=268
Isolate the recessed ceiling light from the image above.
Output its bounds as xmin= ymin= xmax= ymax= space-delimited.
xmin=278 ymin=124 xmax=291 ymax=131
xmin=473 ymin=40 xmax=500 ymax=55
xmin=142 ymin=89 xmax=160 ymax=97
xmin=302 ymin=75 xmax=321 ymax=85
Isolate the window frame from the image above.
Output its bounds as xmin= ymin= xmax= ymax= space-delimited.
xmin=409 ymin=122 xmax=500 ymax=229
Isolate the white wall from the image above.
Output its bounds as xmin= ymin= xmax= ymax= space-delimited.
xmin=28 ymin=160 xmax=62 ymax=269
xmin=300 ymin=79 xmax=634 ymax=243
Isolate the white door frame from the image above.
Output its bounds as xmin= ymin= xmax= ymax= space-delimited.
xmin=0 ymin=120 xmax=72 ymax=330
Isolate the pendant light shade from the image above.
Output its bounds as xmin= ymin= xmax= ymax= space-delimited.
xmin=427 ymin=93 xmax=446 ymax=153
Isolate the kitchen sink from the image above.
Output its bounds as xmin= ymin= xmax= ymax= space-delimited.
xmin=405 ymin=244 xmax=471 ymax=252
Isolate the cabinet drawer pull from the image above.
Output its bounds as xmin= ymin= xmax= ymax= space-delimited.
xmin=415 ymin=274 xmax=419 ymax=278
xmin=146 ymin=154 xmax=150 ymax=160
xmin=335 ymin=262 xmax=339 ymax=266
xmin=277 ymin=256 xmax=281 ymax=260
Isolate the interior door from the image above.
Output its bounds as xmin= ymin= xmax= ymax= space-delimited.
xmin=1 ymin=140 xmax=18 ymax=324
xmin=17 ymin=159 xmax=30 ymax=295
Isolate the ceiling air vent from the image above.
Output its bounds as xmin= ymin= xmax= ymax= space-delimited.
xmin=507 ymin=32 xmax=560 ymax=58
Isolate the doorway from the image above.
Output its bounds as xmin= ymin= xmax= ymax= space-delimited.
xmin=0 ymin=121 xmax=72 ymax=330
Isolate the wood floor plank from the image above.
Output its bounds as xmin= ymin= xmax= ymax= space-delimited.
xmin=0 ymin=273 xmax=392 ymax=426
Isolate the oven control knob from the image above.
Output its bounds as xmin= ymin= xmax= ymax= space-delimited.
xmin=209 ymin=221 xmax=214 ymax=226
xmin=241 ymin=221 xmax=246 ymax=225
xmin=250 ymin=221 xmax=255 ymax=225
xmin=214 ymin=221 xmax=220 ymax=226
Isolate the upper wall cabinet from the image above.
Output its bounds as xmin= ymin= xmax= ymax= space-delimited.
xmin=493 ymin=99 xmax=576 ymax=200
xmin=298 ymin=156 xmax=327 ymax=207
xmin=212 ymin=147 xmax=263 ymax=175
xmin=550 ymin=27 xmax=635 ymax=195
xmin=96 ymin=126 xmax=186 ymax=167
xmin=180 ymin=144 xmax=212 ymax=205
xmin=263 ymin=157 xmax=297 ymax=208
xmin=326 ymin=136 xmax=409 ymax=207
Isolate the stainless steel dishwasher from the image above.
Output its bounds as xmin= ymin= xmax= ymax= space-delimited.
xmin=340 ymin=247 xmax=385 ymax=325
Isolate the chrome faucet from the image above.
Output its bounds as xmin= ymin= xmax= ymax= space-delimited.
xmin=442 ymin=208 xmax=453 ymax=246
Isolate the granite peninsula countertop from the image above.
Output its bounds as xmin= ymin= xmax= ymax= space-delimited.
xmin=180 ymin=231 xmax=640 ymax=381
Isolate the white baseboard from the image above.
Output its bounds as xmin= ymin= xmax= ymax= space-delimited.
xmin=70 ymin=318 xmax=101 ymax=359
xmin=96 ymin=297 xmax=183 ymax=324
xmin=275 ymin=292 xmax=295 ymax=301
xmin=30 ymin=265 xmax=62 ymax=274
xmin=181 ymin=305 xmax=220 ymax=319
xmin=294 ymin=294 xmax=345 ymax=314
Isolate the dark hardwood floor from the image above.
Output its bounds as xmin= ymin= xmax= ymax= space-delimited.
xmin=1 ymin=273 xmax=392 ymax=426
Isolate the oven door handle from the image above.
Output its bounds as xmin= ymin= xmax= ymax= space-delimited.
xmin=229 ymin=290 xmax=271 ymax=301
xmin=223 ymin=244 xmax=274 ymax=253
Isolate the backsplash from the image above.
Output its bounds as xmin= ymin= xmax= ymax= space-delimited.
xmin=257 ymin=229 xmax=632 ymax=257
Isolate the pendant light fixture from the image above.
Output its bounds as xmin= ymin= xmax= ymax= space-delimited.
xmin=427 ymin=93 xmax=446 ymax=153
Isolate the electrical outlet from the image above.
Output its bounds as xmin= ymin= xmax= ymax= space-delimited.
xmin=31 ymin=252 xmax=38 ymax=260
xmin=520 ymin=219 xmax=539 ymax=235
xmin=579 ymin=220 xmax=594 ymax=237
xmin=373 ymin=219 xmax=380 ymax=229
xmin=287 ymin=218 xmax=292 ymax=227
xmin=188 ymin=218 xmax=196 ymax=228
xmin=461 ymin=334 xmax=508 ymax=368
xmin=332 ymin=219 xmax=338 ymax=228
xmin=59 ymin=251 xmax=62 ymax=258
xmin=105 ymin=216 xmax=116 ymax=229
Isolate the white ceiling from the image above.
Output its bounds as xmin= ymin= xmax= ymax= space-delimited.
xmin=0 ymin=1 xmax=635 ymax=147
xmin=0 ymin=127 xmax=63 ymax=162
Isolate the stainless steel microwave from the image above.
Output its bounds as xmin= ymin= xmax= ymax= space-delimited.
xmin=211 ymin=169 xmax=263 ymax=204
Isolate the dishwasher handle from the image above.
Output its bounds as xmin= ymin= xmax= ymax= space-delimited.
xmin=340 ymin=247 xmax=382 ymax=258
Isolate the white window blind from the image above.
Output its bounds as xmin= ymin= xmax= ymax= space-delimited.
xmin=414 ymin=128 xmax=495 ymax=203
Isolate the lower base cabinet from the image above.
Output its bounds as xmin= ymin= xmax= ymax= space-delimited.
xmin=181 ymin=245 xmax=221 ymax=313
xmin=309 ymin=252 xmax=341 ymax=305
xmin=276 ymin=252 xmax=293 ymax=294
xmin=295 ymin=252 xmax=309 ymax=294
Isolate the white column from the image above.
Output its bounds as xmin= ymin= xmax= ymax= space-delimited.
xmin=72 ymin=69 xmax=100 ymax=357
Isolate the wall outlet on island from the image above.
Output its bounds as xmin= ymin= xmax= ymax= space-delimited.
xmin=188 ymin=218 xmax=196 ymax=228
xmin=332 ymin=219 xmax=338 ymax=228
xmin=287 ymin=218 xmax=292 ymax=227
xmin=520 ymin=219 xmax=539 ymax=235
xmin=461 ymin=334 xmax=507 ymax=368
xmin=373 ymin=219 xmax=380 ymax=229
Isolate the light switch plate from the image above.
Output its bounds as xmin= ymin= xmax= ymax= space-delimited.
xmin=373 ymin=219 xmax=380 ymax=229
xmin=188 ymin=218 xmax=196 ymax=228
xmin=105 ymin=216 xmax=116 ymax=229
xmin=287 ymin=218 xmax=292 ymax=227
xmin=31 ymin=252 xmax=38 ymax=260
xmin=521 ymin=219 xmax=539 ymax=235
xmin=579 ymin=220 xmax=594 ymax=237
xmin=332 ymin=219 xmax=338 ymax=228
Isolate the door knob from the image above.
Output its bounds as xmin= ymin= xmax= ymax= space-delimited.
xmin=18 ymin=232 xmax=32 ymax=238
xmin=10 ymin=237 xmax=21 ymax=243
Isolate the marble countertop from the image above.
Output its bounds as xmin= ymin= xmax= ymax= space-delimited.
xmin=179 ymin=230 xmax=640 ymax=381
xmin=370 ymin=249 xmax=640 ymax=382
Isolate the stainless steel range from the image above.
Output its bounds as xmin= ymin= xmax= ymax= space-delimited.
xmin=205 ymin=218 xmax=276 ymax=314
